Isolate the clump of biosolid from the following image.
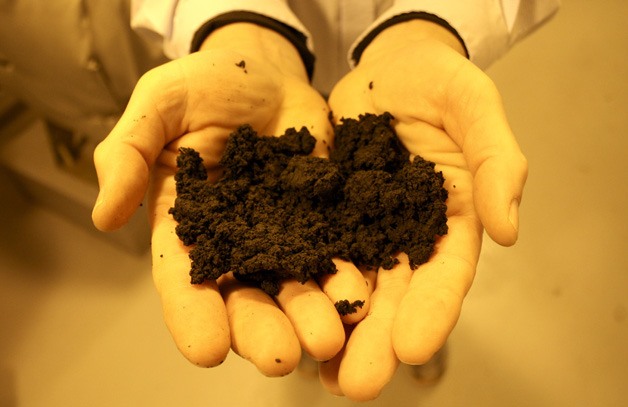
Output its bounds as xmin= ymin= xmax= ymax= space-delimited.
xmin=169 ymin=113 xmax=448 ymax=296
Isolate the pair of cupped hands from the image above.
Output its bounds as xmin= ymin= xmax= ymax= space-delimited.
xmin=91 ymin=21 xmax=527 ymax=401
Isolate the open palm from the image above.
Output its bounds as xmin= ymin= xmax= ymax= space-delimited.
xmin=319 ymin=39 xmax=528 ymax=400
xmin=92 ymin=49 xmax=369 ymax=376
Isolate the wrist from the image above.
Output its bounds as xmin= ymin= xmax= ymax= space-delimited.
xmin=199 ymin=22 xmax=309 ymax=82
xmin=359 ymin=19 xmax=467 ymax=66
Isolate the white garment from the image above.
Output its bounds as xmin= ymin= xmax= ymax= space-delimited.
xmin=0 ymin=0 xmax=560 ymax=141
xmin=131 ymin=0 xmax=560 ymax=93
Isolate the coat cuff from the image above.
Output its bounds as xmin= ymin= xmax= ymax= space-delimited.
xmin=131 ymin=0 xmax=313 ymax=59
xmin=350 ymin=11 xmax=469 ymax=66
xmin=349 ymin=0 xmax=516 ymax=70
xmin=190 ymin=11 xmax=315 ymax=80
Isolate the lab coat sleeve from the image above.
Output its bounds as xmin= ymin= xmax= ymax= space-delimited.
xmin=349 ymin=0 xmax=561 ymax=70
xmin=130 ymin=0 xmax=312 ymax=59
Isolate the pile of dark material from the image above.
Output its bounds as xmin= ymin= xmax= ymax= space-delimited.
xmin=169 ymin=113 xmax=448 ymax=296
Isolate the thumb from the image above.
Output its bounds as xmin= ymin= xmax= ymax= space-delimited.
xmin=472 ymin=147 xmax=527 ymax=246
xmin=92 ymin=64 xmax=186 ymax=231
xmin=445 ymin=68 xmax=527 ymax=246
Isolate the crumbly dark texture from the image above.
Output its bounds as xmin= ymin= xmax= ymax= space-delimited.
xmin=335 ymin=300 xmax=366 ymax=316
xmin=169 ymin=113 xmax=448 ymax=296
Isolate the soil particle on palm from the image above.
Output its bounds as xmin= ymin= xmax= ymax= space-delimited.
xmin=169 ymin=113 xmax=448 ymax=296
xmin=335 ymin=299 xmax=366 ymax=316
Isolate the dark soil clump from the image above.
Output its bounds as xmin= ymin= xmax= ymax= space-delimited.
xmin=169 ymin=113 xmax=448 ymax=296
xmin=335 ymin=299 xmax=366 ymax=316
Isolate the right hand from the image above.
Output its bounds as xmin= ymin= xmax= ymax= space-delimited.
xmin=318 ymin=20 xmax=527 ymax=400
xmin=92 ymin=24 xmax=370 ymax=376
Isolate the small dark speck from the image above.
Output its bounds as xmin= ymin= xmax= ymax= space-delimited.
xmin=453 ymin=185 xmax=456 ymax=189
xmin=236 ymin=60 xmax=247 ymax=73
xmin=368 ymin=81 xmax=374 ymax=90
xmin=160 ymin=254 xmax=163 ymax=258
xmin=275 ymin=358 xmax=282 ymax=363
xmin=613 ymin=305 xmax=626 ymax=323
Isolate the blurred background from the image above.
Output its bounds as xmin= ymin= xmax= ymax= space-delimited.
xmin=1 ymin=1 xmax=626 ymax=406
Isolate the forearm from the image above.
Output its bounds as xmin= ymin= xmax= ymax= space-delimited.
xmin=199 ymin=22 xmax=309 ymax=82
xmin=360 ymin=19 xmax=466 ymax=67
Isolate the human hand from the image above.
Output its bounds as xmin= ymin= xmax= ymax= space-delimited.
xmin=319 ymin=20 xmax=527 ymax=400
xmin=91 ymin=24 xmax=370 ymax=376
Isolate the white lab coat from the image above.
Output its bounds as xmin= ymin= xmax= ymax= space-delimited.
xmin=1 ymin=0 xmax=560 ymax=142
xmin=132 ymin=0 xmax=561 ymax=94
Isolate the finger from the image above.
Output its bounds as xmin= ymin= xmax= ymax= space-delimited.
xmin=392 ymin=214 xmax=482 ymax=364
xmin=92 ymin=62 xmax=186 ymax=231
xmin=150 ymin=179 xmax=231 ymax=367
xmin=337 ymin=256 xmax=413 ymax=401
xmin=319 ymin=353 xmax=345 ymax=396
xmin=318 ymin=324 xmax=354 ymax=397
xmin=218 ymin=273 xmax=301 ymax=377
xmin=443 ymin=66 xmax=527 ymax=246
xmin=318 ymin=259 xmax=371 ymax=324
xmin=472 ymin=146 xmax=527 ymax=246
xmin=274 ymin=279 xmax=345 ymax=361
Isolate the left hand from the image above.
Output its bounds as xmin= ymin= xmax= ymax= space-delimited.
xmin=91 ymin=23 xmax=370 ymax=377
xmin=318 ymin=20 xmax=527 ymax=400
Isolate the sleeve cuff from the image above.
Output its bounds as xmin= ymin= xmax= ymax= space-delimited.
xmin=190 ymin=11 xmax=315 ymax=80
xmin=349 ymin=0 xmax=560 ymax=70
xmin=348 ymin=0 xmax=511 ymax=70
xmin=350 ymin=11 xmax=469 ymax=66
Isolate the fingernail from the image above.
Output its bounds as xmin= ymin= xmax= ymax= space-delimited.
xmin=508 ymin=199 xmax=520 ymax=233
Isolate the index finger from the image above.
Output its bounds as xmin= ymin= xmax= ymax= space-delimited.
xmin=150 ymin=169 xmax=231 ymax=367
xmin=392 ymin=213 xmax=482 ymax=365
